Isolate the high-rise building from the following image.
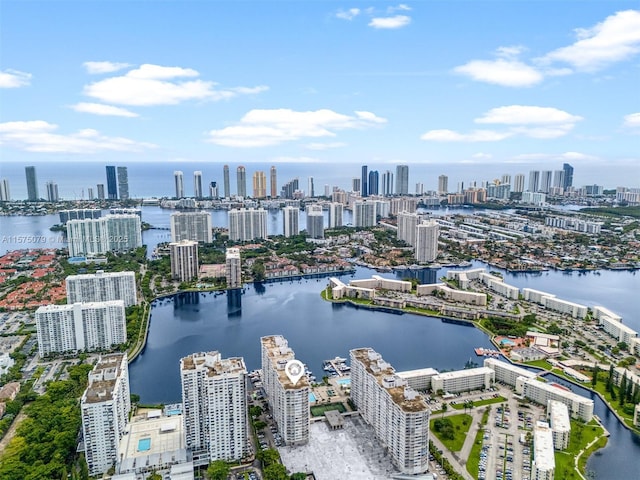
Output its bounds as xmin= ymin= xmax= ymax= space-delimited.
xmin=174 ymin=171 xmax=185 ymax=198
xmin=306 ymin=211 xmax=324 ymax=239
xmin=223 ymin=165 xmax=230 ymax=198
xmin=350 ymin=348 xmax=430 ymax=474
xmin=416 ymin=182 xmax=424 ymax=195
xmin=361 ymin=165 xmax=368 ymax=198
xmin=261 ymin=335 xmax=310 ymax=446
xmin=209 ymin=181 xmax=219 ymax=199
xmin=67 ymin=214 xmax=142 ymax=257
xmin=117 ymin=166 xmax=129 ymax=200
xmin=501 ymin=174 xmax=512 ymax=186
xmin=193 ymin=171 xmax=203 ymax=198
xmin=528 ymin=170 xmax=540 ymax=192
xmin=513 ymin=174 xmax=525 ymax=193
xmin=97 ymin=184 xmax=105 ymax=200
xmin=270 ymin=166 xmax=277 ymax=198
xmin=562 ymin=163 xmax=574 ymax=189
xmin=169 ymin=240 xmax=199 ymax=282
xmin=25 ymin=166 xmax=39 ymax=201
xmin=36 ymin=301 xmax=127 ymax=356
xmin=352 ymin=177 xmax=361 ymax=193
xmin=105 ymin=166 xmax=118 ymax=200
xmin=225 ymin=248 xmax=242 ymax=288
xmin=46 ymin=181 xmax=59 ymax=202
xmin=280 ymin=178 xmax=299 ymax=199
xmin=306 ymin=177 xmax=315 ymax=198
xmin=395 ymin=165 xmax=409 ymax=195
xmin=368 ymin=170 xmax=379 ymax=196
xmin=252 ymin=171 xmax=267 ymax=198
xmin=381 ymin=170 xmax=394 ymax=196
xmin=415 ymin=221 xmax=439 ymax=263
xmin=328 ymin=203 xmax=343 ymax=229
xmin=87 ymin=187 xmax=94 ymax=200
xmin=397 ymin=211 xmax=419 ymax=246
xmin=236 ymin=166 xmax=247 ymax=197
xmin=282 ymin=206 xmax=299 ymax=237
xmin=228 ymin=208 xmax=268 ymax=241
xmin=66 ymin=270 xmax=137 ymax=307
xmin=0 ymin=178 xmax=10 ymax=201
xmin=552 ymin=170 xmax=565 ymax=189
xmin=324 ymin=184 xmax=330 ymax=198
xmin=353 ymin=200 xmax=377 ymax=227
xmin=532 ymin=422 xmax=555 ymax=480
xmin=180 ymin=351 xmax=249 ymax=463
xmin=438 ymin=175 xmax=449 ymax=195
xmin=170 ymin=211 xmax=213 ymax=243
xmin=540 ymin=170 xmax=553 ymax=194
xmin=81 ymin=353 xmax=131 ymax=477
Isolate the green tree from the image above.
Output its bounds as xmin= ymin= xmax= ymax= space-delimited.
xmin=291 ymin=473 xmax=307 ymax=480
xmin=591 ymin=364 xmax=599 ymax=387
xmin=252 ymin=261 xmax=266 ymax=282
xmin=257 ymin=448 xmax=281 ymax=467
xmin=207 ymin=460 xmax=230 ymax=480
xmin=263 ymin=463 xmax=288 ymax=480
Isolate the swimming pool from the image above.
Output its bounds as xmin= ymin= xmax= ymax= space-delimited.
xmin=309 ymin=392 xmax=317 ymax=402
xmin=336 ymin=378 xmax=351 ymax=386
xmin=138 ymin=438 xmax=151 ymax=452
xmin=166 ymin=409 xmax=181 ymax=416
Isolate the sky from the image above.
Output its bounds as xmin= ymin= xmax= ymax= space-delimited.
xmin=1 ymin=0 xmax=639 ymax=191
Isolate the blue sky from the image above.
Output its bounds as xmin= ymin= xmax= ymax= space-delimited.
xmin=1 ymin=1 xmax=639 ymax=185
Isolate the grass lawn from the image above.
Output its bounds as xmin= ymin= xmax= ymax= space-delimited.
xmin=555 ymin=419 xmax=607 ymax=479
xmin=451 ymin=396 xmax=507 ymax=410
xmin=430 ymin=413 xmax=473 ymax=452
xmin=310 ymin=402 xmax=346 ymax=417
xmin=591 ymin=381 xmax=639 ymax=432
xmin=466 ymin=409 xmax=490 ymax=479
xmin=524 ymin=359 xmax=553 ymax=370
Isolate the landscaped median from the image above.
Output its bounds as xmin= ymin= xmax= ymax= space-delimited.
xmin=451 ymin=396 xmax=506 ymax=410
xmin=466 ymin=408 xmax=490 ymax=479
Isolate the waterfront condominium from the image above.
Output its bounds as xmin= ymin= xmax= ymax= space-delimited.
xmin=25 ymin=165 xmax=39 ymax=201
xmin=397 ymin=211 xmax=419 ymax=246
xmin=532 ymin=421 xmax=555 ymax=480
xmin=563 ymin=163 xmax=574 ymax=189
xmin=328 ymin=202 xmax=343 ymax=229
xmin=117 ymin=166 xmax=129 ymax=200
xmin=353 ymin=200 xmax=377 ymax=227
xmin=260 ymin=335 xmax=310 ymax=446
xmin=106 ymin=165 xmax=118 ymax=200
xmin=81 ymin=353 xmax=131 ymax=477
xmin=270 ymin=166 xmax=277 ymax=198
xmin=361 ymin=165 xmax=368 ymax=197
xmin=67 ymin=214 xmax=142 ymax=257
xmin=170 ymin=211 xmax=213 ymax=243
xmin=66 ymin=270 xmax=137 ymax=307
xmin=225 ymin=247 xmax=242 ymax=288
xmin=252 ymin=171 xmax=267 ymax=198
xmin=528 ymin=170 xmax=540 ymax=193
xmin=396 ymin=164 xmax=409 ymax=195
xmin=515 ymin=375 xmax=594 ymax=421
xmin=350 ymin=347 xmax=430 ymax=474
xmin=35 ymin=301 xmax=127 ymax=356
xmin=46 ymin=181 xmax=59 ymax=202
xmin=306 ymin=211 xmax=324 ymax=239
xmin=382 ymin=170 xmax=394 ymax=197
xmin=174 ymin=170 xmax=185 ymax=198
xmin=193 ymin=171 xmax=203 ymax=198
xmin=223 ymin=165 xmax=231 ymax=198
xmin=415 ymin=221 xmax=439 ymax=263
xmin=282 ymin=206 xmax=299 ymax=237
xmin=180 ymin=351 xmax=249 ymax=465
xmin=169 ymin=240 xmax=199 ymax=282
xmin=0 ymin=178 xmax=10 ymax=201
xmin=237 ymin=166 xmax=247 ymax=197
xmin=228 ymin=208 xmax=268 ymax=241
xmin=438 ymin=175 xmax=448 ymax=195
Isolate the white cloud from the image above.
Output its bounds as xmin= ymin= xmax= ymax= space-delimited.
xmin=420 ymin=129 xmax=513 ymax=142
xmin=83 ymin=61 xmax=131 ymax=74
xmin=454 ymin=58 xmax=543 ymax=87
xmin=512 ymin=152 xmax=598 ymax=163
xmin=207 ymin=108 xmax=387 ymax=147
xmin=0 ymin=69 xmax=32 ymax=88
xmin=306 ymin=142 xmax=347 ymax=150
xmin=475 ymin=105 xmax=582 ymax=125
xmin=336 ymin=8 xmax=360 ymax=20
xmin=472 ymin=152 xmax=493 ymax=159
xmin=369 ymin=15 xmax=411 ymax=29
xmin=540 ymin=10 xmax=640 ymax=72
xmin=388 ymin=4 xmax=411 ymax=13
xmin=623 ymin=112 xmax=640 ymax=131
xmin=0 ymin=120 xmax=156 ymax=153
xmin=71 ymin=102 xmax=139 ymax=117
xmin=83 ymin=63 xmax=268 ymax=106
xmin=269 ymin=156 xmax=322 ymax=164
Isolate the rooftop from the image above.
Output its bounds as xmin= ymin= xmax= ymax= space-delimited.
xmin=533 ymin=421 xmax=556 ymax=471
xmin=83 ymin=353 xmax=127 ymax=404
xmin=180 ymin=351 xmax=246 ymax=377
xmin=261 ymin=335 xmax=310 ymax=390
xmin=432 ymin=366 xmax=494 ymax=381
xmin=548 ymin=400 xmax=571 ymax=432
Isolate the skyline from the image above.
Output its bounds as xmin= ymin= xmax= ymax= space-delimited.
xmin=1 ymin=1 xmax=639 ymax=182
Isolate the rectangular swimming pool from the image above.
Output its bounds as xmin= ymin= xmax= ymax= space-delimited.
xmin=138 ymin=438 xmax=151 ymax=452
xmin=309 ymin=392 xmax=317 ymax=402
xmin=336 ymin=378 xmax=351 ymax=386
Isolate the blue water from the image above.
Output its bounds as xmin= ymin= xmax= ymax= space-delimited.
xmin=166 ymin=409 xmax=181 ymax=416
xmin=137 ymin=438 xmax=151 ymax=452
xmin=309 ymin=393 xmax=317 ymax=403
xmin=336 ymin=378 xmax=351 ymax=386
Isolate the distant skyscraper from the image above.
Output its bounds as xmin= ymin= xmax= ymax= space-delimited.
xmin=416 ymin=182 xmax=424 ymax=195
xmin=81 ymin=354 xmax=131 ymax=477
xmin=0 ymin=178 xmax=10 ymax=201
xmin=228 ymin=208 xmax=268 ymax=241
xmin=193 ymin=171 xmax=203 ymax=198
xmin=307 ymin=177 xmax=315 ymax=197
xmin=397 ymin=211 xmax=419 ymax=246
xmin=25 ymin=166 xmax=38 ymax=201
xmin=67 ymin=214 xmax=142 ymax=257
xmin=513 ymin=174 xmax=525 ymax=193
xmin=438 ymin=175 xmax=449 ymax=195
xmin=270 ymin=166 xmax=277 ymax=198
xmin=501 ymin=174 xmax=511 ymax=186
xmin=170 ymin=211 xmax=213 ymax=243
xmin=353 ymin=200 xmax=377 ymax=227
xmin=562 ymin=163 xmax=574 ymax=189
xmin=552 ymin=170 xmax=564 ymax=189
xmin=106 ymin=166 xmax=118 ymax=200
xmin=395 ymin=165 xmax=409 ymax=195
xmin=87 ymin=187 xmax=94 ymax=200
xmin=324 ymin=184 xmax=330 ymax=197
xmin=169 ymin=240 xmax=199 ymax=282
xmin=223 ymin=165 xmax=230 ymax=198
xmin=352 ymin=177 xmax=361 ymax=193
xmin=252 ymin=171 xmax=267 ymax=198
xmin=381 ymin=170 xmax=394 ymax=196
xmin=236 ymin=166 xmax=247 ymax=197
xmin=46 ymin=181 xmax=59 ymax=202
xmin=368 ymin=170 xmax=379 ymax=196
xmin=361 ymin=165 xmax=368 ymax=197
xmin=117 ymin=166 xmax=129 ymax=200
xmin=415 ymin=221 xmax=439 ymax=263
xmin=528 ymin=171 xmax=540 ymax=192
xmin=174 ymin=170 xmax=185 ymax=198
xmin=97 ymin=184 xmax=105 ymax=200
xmin=225 ymin=247 xmax=242 ymax=288
xmin=540 ymin=170 xmax=552 ymax=193
xmin=306 ymin=211 xmax=324 ymax=239
xmin=180 ymin=351 xmax=249 ymax=462
xmin=328 ymin=203 xmax=343 ymax=229
xmin=283 ymin=206 xmax=299 ymax=237
xmin=209 ymin=181 xmax=219 ymax=199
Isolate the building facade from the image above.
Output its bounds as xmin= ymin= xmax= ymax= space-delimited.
xmin=396 ymin=165 xmax=409 ymax=195
xmin=353 ymin=200 xmax=377 ymax=227
xmin=170 ymin=211 xmax=213 ymax=243
xmin=253 ymin=171 xmax=267 ymax=198
xmin=66 ymin=270 xmax=137 ymax=307
xmin=236 ymin=166 xmax=246 ymax=197
xmin=106 ymin=165 xmax=118 ymax=200
xmin=228 ymin=208 xmax=268 ymax=241
xmin=306 ymin=211 xmax=324 ymax=239
xmin=415 ymin=221 xmax=439 ymax=263
xmin=225 ymin=247 xmax=242 ymax=288
xmin=328 ymin=202 xmax=343 ymax=229
xmin=25 ymin=165 xmax=39 ymax=201
xmin=174 ymin=171 xmax=185 ymax=198
xmin=170 ymin=240 xmax=199 ymax=282
xmin=117 ymin=166 xmax=129 ymax=200
xmin=431 ymin=367 xmax=494 ymax=394
xmin=397 ymin=211 xmax=418 ymax=246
